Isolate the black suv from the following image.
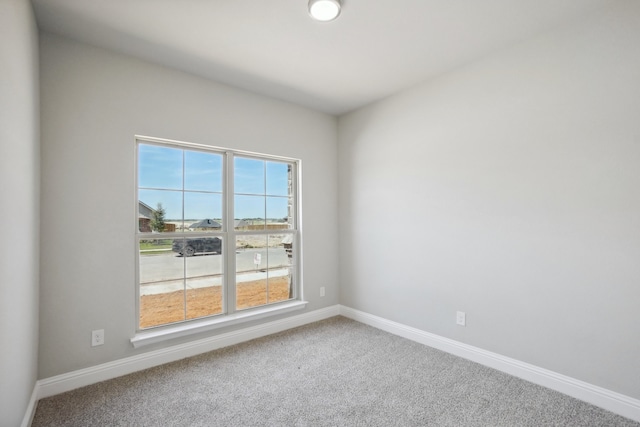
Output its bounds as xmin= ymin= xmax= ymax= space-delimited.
xmin=172 ymin=237 xmax=222 ymax=257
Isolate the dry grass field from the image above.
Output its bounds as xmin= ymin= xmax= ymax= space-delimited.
xmin=139 ymin=276 xmax=290 ymax=328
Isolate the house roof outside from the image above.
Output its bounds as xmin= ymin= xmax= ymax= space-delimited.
xmin=138 ymin=201 xmax=155 ymax=219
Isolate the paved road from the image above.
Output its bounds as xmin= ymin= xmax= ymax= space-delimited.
xmin=140 ymin=247 xmax=290 ymax=283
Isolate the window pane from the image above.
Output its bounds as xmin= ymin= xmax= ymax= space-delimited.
xmin=267 ymin=234 xmax=295 ymax=268
xmin=268 ymin=234 xmax=295 ymax=301
xmin=266 ymin=196 xmax=291 ymax=230
xmin=236 ymin=235 xmax=267 ymax=310
xmin=138 ymin=189 xmax=182 ymax=232
xmin=139 ymin=238 xmax=186 ymax=328
xmin=185 ymin=238 xmax=224 ymax=319
xmin=138 ymin=144 xmax=183 ymax=190
xmin=235 ymin=194 xmax=265 ymax=230
xmin=185 ymin=151 xmax=222 ymax=192
xmin=266 ymin=161 xmax=290 ymax=196
xmin=234 ymin=157 xmax=264 ymax=195
xmin=235 ymin=235 xmax=292 ymax=310
xmin=184 ymin=192 xmax=222 ymax=232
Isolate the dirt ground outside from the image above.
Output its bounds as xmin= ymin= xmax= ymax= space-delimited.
xmin=140 ymin=276 xmax=290 ymax=329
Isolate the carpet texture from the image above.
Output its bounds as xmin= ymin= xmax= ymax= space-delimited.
xmin=32 ymin=316 xmax=639 ymax=426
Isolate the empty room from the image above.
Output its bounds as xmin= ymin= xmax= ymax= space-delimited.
xmin=1 ymin=0 xmax=639 ymax=425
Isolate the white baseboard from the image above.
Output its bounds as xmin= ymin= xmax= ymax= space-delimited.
xmin=24 ymin=304 xmax=640 ymax=424
xmin=20 ymin=385 xmax=39 ymax=427
xmin=34 ymin=305 xmax=340 ymax=403
xmin=338 ymin=305 xmax=640 ymax=423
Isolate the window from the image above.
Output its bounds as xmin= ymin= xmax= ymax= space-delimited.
xmin=136 ymin=137 xmax=299 ymax=332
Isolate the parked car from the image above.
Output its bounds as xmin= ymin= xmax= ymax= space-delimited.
xmin=172 ymin=237 xmax=222 ymax=256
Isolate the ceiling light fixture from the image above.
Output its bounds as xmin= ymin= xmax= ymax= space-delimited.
xmin=308 ymin=0 xmax=341 ymax=22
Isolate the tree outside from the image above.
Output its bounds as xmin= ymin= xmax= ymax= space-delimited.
xmin=150 ymin=203 xmax=166 ymax=233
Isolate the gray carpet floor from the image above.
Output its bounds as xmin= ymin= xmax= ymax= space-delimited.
xmin=33 ymin=316 xmax=639 ymax=426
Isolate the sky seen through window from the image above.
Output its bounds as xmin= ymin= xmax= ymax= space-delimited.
xmin=138 ymin=144 xmax=290 ymax=222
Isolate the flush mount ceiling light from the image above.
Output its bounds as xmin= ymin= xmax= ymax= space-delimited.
xmin=309 ymin=0 xmax=341 ymax=22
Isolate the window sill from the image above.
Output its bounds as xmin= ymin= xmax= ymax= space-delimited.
xmin=131 ymin=300 xmax=308 ymax=349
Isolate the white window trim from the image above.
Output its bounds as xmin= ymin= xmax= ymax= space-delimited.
xmin=132 ymin=135 xmax=304 ymax=347
xmin=131 ymin=300 xmax=308 ymax=348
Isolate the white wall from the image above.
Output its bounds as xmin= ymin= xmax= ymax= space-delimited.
xmin=338 ymin=1 xmax=640 ymax=399
xmin=0 ymin=0 xmax=40 ymax=424
xmin=39 ymin=33 xmax=338 ymax=378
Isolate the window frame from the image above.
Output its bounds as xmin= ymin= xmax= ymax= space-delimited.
xmin=132 ymin=135 xmax=306 ymax=347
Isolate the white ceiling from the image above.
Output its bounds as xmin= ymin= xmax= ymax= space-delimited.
xmin=32 ymin=0 xmax=614 ymax=115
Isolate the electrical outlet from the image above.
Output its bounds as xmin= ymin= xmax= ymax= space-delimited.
xmin=320 ymin=286 xmax=325 ymax=297
xmin=92 ymin=329 xmax=104 ymax=347
xmin=456 ymin=311 xmax=466 ymax=326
